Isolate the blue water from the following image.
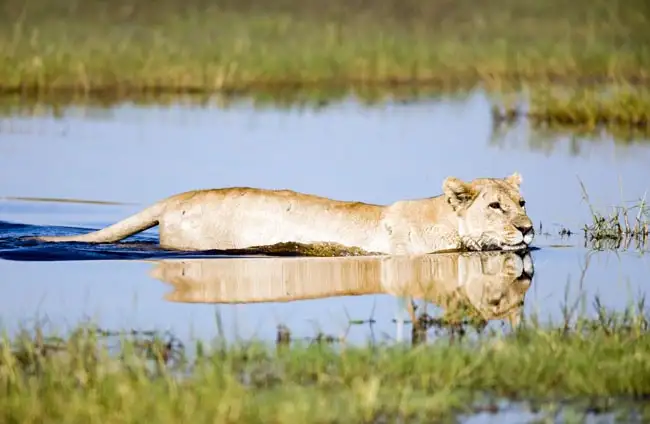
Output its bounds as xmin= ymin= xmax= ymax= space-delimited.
xmin=1 ymin=91 xmax=649 ymax=348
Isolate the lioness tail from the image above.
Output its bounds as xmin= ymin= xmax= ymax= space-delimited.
xmin=35 ymin=201 xmax=165 ymax=244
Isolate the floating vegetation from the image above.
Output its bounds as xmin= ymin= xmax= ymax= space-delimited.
xmin=578 ymin=178 xmax=649 ymax=250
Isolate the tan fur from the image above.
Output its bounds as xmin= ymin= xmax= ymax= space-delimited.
xmin=149 ymin=251 xmax=534 ymax=326
xmin=34 ymin=172 xmax=534 ymax=254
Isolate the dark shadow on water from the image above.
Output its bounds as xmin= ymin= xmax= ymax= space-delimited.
xmin=0 ymin=220 xmax=266 ymax=261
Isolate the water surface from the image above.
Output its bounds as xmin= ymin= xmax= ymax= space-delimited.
xmin=1 ymin=90 xmax=649 ymax=347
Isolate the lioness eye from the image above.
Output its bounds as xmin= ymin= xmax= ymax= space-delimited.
xmin=519 ymin=200 xmax=526 ymax=207
xmin=489 ymin=202 xmax=501 ymax=210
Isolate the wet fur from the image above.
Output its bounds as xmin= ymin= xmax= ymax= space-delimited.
xmin=35 ymin=173 xmax=534 ymax=255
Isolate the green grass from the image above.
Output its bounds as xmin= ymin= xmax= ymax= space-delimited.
xmin=577 ymin=178 xmax=650 ymax=250
xmin=492 ymin=85 xmax=650 ymax=130
xmin=2 ymin=0 xmax=650 ymax=129
xmin=2 ymin=301 xmax=650 ymax=423
xmin=1 ymin=0 xmax=649 ymax=94
xmin=0 ymin=85 xmax=474 ymax=116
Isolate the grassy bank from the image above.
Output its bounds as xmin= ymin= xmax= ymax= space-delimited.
xmin=1 ymin=0 xmax=649 ymax=94
xmin=492 ymin=86 xmax=650 ymax=131
xmin=2 ymin=302 xmax=650 ymax=423
xmin=0 ymin=85 xmax=473 ymax=116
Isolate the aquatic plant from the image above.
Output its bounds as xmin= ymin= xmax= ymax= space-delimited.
xmin=578 ymin=178 xmax=649 ymax=250
xmin=2 ymin=296 xmax=650 ymax=423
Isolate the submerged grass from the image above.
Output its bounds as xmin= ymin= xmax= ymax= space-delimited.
xmin=2 ymin=298 xmax=650 ymax=423
xmin=578 ymin=178 xmax=649 ymax=250
xmin=1 ymin=0 xmax=649 ymax=94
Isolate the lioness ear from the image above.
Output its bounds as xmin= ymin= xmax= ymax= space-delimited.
xmin=505 ymin=172 xmax=522 ymax=188
xmin=443 ymin=176 xmax=477 ymax=210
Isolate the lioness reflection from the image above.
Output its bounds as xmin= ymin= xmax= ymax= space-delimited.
xmin=149 ymin=251 xmax=534 ymax=328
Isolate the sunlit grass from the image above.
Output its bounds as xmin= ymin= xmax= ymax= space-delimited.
xmin=2 ymin=298 xmax=650 ymax=423
xmin=1 ymin=0 xmax=648 ymax=94
xmin=492 ymin=86 xmax=650 ymax=131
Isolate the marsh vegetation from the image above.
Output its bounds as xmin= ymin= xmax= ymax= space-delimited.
xmin=1 ymin=0 xmax=648 ymax=93
xmin=2 ymin=297 xmax=650 ymax=423
xmin=577 ymin=179 xmax=650 ymax=250
xmin=1 ymin=0 xmax=648 ymax=133
xmin=492 ymin=87 xmax=650 ymax=133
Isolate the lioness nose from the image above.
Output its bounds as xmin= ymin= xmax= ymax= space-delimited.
xmin=516 ymin=223 xmax=534 ymax=236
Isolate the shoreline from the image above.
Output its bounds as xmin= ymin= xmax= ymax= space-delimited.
xmin=1 ymin=73 xmax=649 ymax=97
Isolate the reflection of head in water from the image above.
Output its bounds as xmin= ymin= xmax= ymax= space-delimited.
xmin=458 ymin=249 xmax=533 ymax=326
xmin=149 ymin=250 xmax=534 ymax=325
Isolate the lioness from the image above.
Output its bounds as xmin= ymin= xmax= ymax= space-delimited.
xmin=35 ymin=172 xmax=534 ymax=254
xmin=149 ymin=250 xmax=534 ymax=326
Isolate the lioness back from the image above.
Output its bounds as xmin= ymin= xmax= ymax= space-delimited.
xmin=158 ymin=187 xmax=387 ymax=251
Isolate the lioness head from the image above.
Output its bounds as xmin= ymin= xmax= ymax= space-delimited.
xmin=442 ymin=172 xmax=534 ymax=251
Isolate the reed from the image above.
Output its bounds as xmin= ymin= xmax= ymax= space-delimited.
xmin=1 ymin=0 xmax=648 ymax=94
xmin=2 ymin=297 xmax=649 ymax=423
xmin=578 ymin=178 xmax=649 ymax=250
xmin=492 ymin=86 xmax=650 ymax=131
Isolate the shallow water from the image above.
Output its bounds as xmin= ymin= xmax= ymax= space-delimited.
xmin=1 ymin=90 xmax=649 ymax=349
